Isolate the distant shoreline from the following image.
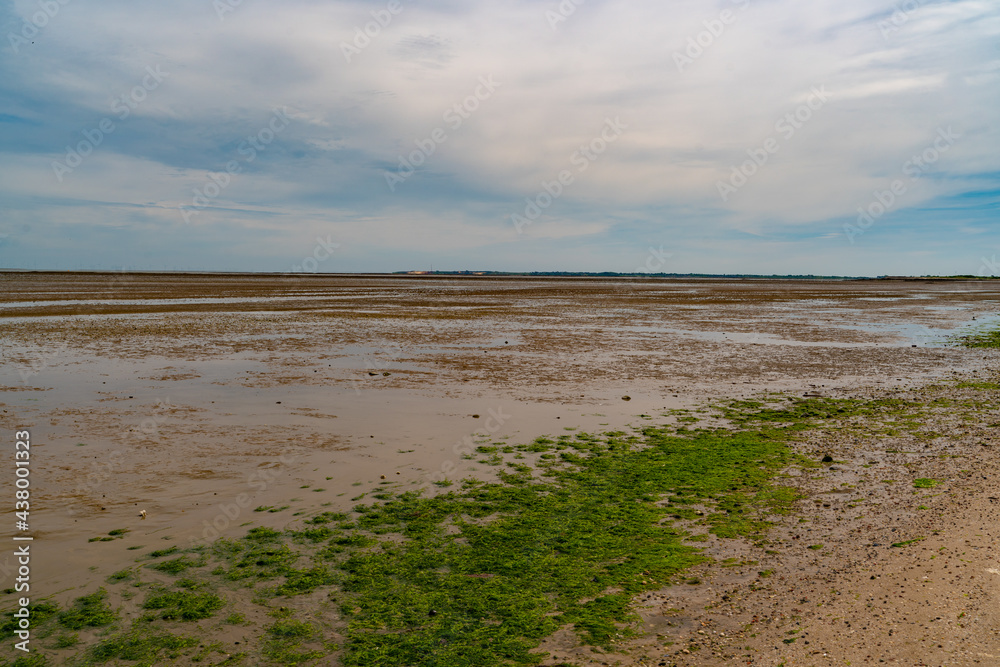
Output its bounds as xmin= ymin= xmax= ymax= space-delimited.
xmin=1 ymin=269 xmax=997 ymax=281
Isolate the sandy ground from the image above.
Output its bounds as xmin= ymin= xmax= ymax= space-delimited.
xmin=1 ymin=272 xmax=999 ymax=665
xmin=542 ymin=376 xmax=1000 ymax=667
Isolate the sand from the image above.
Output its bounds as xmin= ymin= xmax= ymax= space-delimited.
xmin=1 ymin=272 xmax=998 ymax=665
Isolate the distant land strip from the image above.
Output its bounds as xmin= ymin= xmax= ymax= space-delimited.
xmin=1 ymin=269 xmax=998 ymax=280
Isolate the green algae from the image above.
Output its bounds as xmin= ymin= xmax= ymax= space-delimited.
xmin=951 ymin=325 xmax=1000 ymax=348
xmin=7 ymin=380 xmax=999 ymax=666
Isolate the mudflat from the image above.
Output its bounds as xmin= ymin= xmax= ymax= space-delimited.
xmin=1 ymin=273 xmax=998 ymax=666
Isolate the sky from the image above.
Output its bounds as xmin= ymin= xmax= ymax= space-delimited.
xmin=0 ymin=0 xmax=998 ymax=276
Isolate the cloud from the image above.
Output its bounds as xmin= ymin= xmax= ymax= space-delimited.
xmin=0 ymin=0 xmax=997 ymax=274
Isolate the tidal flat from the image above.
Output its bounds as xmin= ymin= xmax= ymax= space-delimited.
xmin=1 ymin=273 xmax=998 ymax=666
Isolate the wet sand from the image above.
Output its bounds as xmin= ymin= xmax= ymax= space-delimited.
xmin=1 ymin=272 xmax=999 ymax=665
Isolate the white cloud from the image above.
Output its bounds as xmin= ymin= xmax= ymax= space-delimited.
xmin=1 ymin=0 xmax=998 ymax=273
